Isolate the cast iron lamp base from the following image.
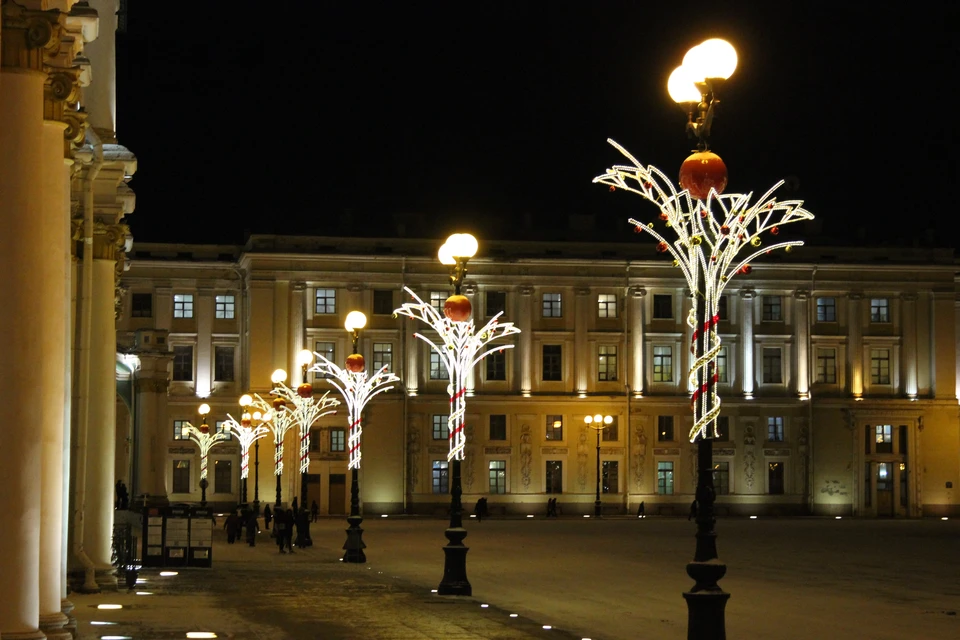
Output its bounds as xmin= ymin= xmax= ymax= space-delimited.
xmin=342 ymin=515 xmax=366 ymax=563
xmin=437 ymin=527 xmax=471 ymax=596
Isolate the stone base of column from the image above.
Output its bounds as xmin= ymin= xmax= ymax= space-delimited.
xmin=68 ymin=569 xmax=101 ymax=594
xmin=61 ymin=599 xmax=77 ymax=639
xmin=0 ymin=630 xmax=47 ymax=640
xmin=95 ymin=567 xmax=118 ymax=590
xmin=39 ymin=611 xmax=72 ymax=640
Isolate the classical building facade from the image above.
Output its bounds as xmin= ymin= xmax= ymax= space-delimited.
xmin=117 ymin=236 xmax=960 ymax=525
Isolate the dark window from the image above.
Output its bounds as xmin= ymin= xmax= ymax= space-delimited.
xmin=214 ymin=346 xmax=234 ymax=382
xmin=602 ymin=461 xmax=618 ymax=493
xmin=331 ymin=429 xmax=346 ymax=452
xmin=767 ymin=416 xmax=784 ymax=442
xmin=172 ymin=346 xmax=193 ymax=381
xmin=864 ymin=462 xmax=872 ymax=507
xmin=716 ymin=346 xmax=728 ymax=383
xmin=816 ymin=348 xmax=836 ymax=383
xmin=489 ymin=415 xmax=507 ymax=440
xmin=373 ymin=289 xmax=393 ymax=315
xmin=768 ymin=461 xmax=785 ymax=494
xmin=545 ymin=461 xmax=563 ymax=494
xmin=172 ymin=460 xmax=191 ymax=493
xmin=658 ymin=415 xmax=674 ymax=441
xmin=542 ymin=345 xmax=562 ymax=381
xmin=131 ymin=293 xmax=152 ymax=318
xmin=214 ymin=459 xmax=232 ymax=494
xmin=432 ymin=461 xmax=449 ymax=494
xmin=762 ymin=296 xmax=782 ymax=321
xmin=713 ymin=461 xmax=729 ymax=495
xmin=762 ymin=348 xmax=782 ymax=384
xmin=486 ymin=349 xmax=506 ymax=380
xmin=546 ymin=415 xmax=563 ymax=440
xmin=598 ymin=345 xmax=617 ymax=381
xmin=898 ymin=425 xmax=907 ymax=454
xmin=309 ymin=429 xmax=321 ymax=452
xmin=653 ymin=294 xmax=673 ymax=319
xmin=486 ymin=291 xmax=506 ymax=317
xmin=542 ymin=293 xmax=562 ymax=318
xmin=432 ymin=415 xmax=446 ymax=440
xmin=716 ymin=416 xmax=730 ymax=441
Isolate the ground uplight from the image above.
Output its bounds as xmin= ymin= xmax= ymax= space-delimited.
xmin=90 ymin=621 xmax=116 ymax=626
xmin=96 ymin=604 xmax=122 ymax=610
xmin=160 ymin=571 xmax=178 ymax=576
xmin=186 ymin=634 xmax=218 ymax=639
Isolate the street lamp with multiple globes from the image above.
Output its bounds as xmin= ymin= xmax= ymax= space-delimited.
xmin=225 ymin=395 xmax=270 ymax=508
xmin=594 ymin=38 xmax=814 ymax=639
xmin=309 ymin=310 xmax=401 ymax=562
xmin=183 ymin=403 xmax=231 ymax=507
xmin=583 ymin=414 xmax=614 ymax=518
xmin=270 ymin=354 xmax=340 ymax=544
xmin=394 ymin=232 xmax=521 ymax=596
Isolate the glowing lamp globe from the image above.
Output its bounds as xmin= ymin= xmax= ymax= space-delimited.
xmin=445 ymin=233 xmax=478 ymax=259
xmin=679 ymin=151 xmax=727 ymax=200
xmin=271 ymin=369 xmax=287 ymax=385
xmin=238 ymin=394 xmax=252 ymax=408
xmin=346 ymin=353 xmax=365 ymax=372
xmin=297 ymin=382 xmax=313 ymax=398
xmin=344 ymin=310 xmax=367 ymax=332
xmin=667 ymin=66 xmax=701 ymax=104
xmin=444 ymin=294 xmax=472 ymax=322
xmin=683 ymin=38 xmax=737 ymax=82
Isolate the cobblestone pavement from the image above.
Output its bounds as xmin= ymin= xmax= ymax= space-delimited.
xmin=70 ymin=517 xmax=579 ymax=640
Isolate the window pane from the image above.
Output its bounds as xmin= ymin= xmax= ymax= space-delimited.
xmin=373 ymin=343 xmax=393 ymax=370
xmin=132 ymin=293 xmax=153 ymax=318
xmin=653 ymin=346 xmax=673 ymax=382
xmin=598 ymin=293 xmax=618 ymax=318
xmin=653 ymin=294 xmax=672 ymax=319
xmin=214 ymin=345 xmax=234 ymax=381
xmin=601 ymin=417 xmax=618 ymax=441
xmin=489 ymin=460 xmax=506 ymax=494
xmin=429 ymin=291 xmax=446 ymax=315
xmin=486 ymin=291 xmax=506 ymax=317
xmin=485 ymin=349 xmax=506 ymax=380
xmin=545 ymin=461 xmax=563 ymax=494
xmin=658 ymin=416 xmax=674 ymax=441
xmin=331 ymin=429 xmax=345 ymax=452
xmin=598 ymin=345 xmax=617 ymax=381
xmin=172 ymin=346 xmax=193 ymax=381
xmin=767 ymin=417 xmax=784 ymax=442
xmin=542 ymin=345 xmax=562 ymax=381
xmin=870 ymin=349 xmax=890 ymax=384
xmin=430 ymin=352 xmax=449 ymax=379
xmin=432 ymin=415 xmax=446 ymax=440
xmin=816 ymin=297 xmax=836 ymax=322
xmin=215 ymin=294 xmax=235 ymax=319
xmin=816 ymin=348 xmax=836 ymax=383
xmin=172 ymin=460 xmax=191 ymax=493
xmin=546 ymin=415 xmax=563 ymax=440
xmin=314 ymin=342 xmax=336 ymax=380
xmin=870 ymin=298 xmax=889 ymax=323
xmin=716 ymin=346 xmax=728 ymax=383
xmin=716 ymin=416 xmax=730 ymax=441
xmin=542 ymin=293 xmax=562 ymax=318
xmin=373 ymin=290 xmax=393 ymax=315
xmin=768 ymin=461 xmax=784 ymax=494
xmin=657 ymin=461 xmax=674 ymax=495
xmin=762 ymin=348 xmax=782 ymax=383
xmin=713 ymin=461 xmax=729 ymax=495
xmin=173 ymin=420 xmax=188 ymax=441
xmin=489 ymin=415 xmax=507 ymax=440
xmin=315 ymin=288 xmax=336 ymax=314
xmin=717 ymin=295 xmax=728 ymax=321
xmin=173 ymin=294 xmax=194 ymax=319
xmin=214 ymin=459 xmax=232 ymax=494
xmin=432 ymin=461 xmax=449 ymax=494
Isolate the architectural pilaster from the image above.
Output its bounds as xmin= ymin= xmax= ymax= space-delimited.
xmin=901 ymin=292 xmax=918 ymax=398
xmin=83 ymin=0 xmax=118 ymax=141
xmin=196 ymin=288 xmax=214 ymax=397
xmin=628 ymin=287 xmax=646 ymax=397
xmin=518 ymin=286 xmax=534 ymax=395
xmin=574 ymin=287 xmax=590 ymax=395
xmin=404 ymin=287 xmax=419 ymax=395
xmin=0 ymin=3 xmax=64 ymax=637
xmin=794 ymin=289 xmax=810 ymax=399
xmin=290 ymin=282 xmax=306 ymax=386
xmin=848 ymin=292 xmax=863 ymax=397
xmin=740 ymin=289 xmax=755 ymax=398
xmin=134 ymin=351 xmax=173 ymax=499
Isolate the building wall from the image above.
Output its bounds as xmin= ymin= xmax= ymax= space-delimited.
xmin=118 ymin=238 xmax=960 ymax=517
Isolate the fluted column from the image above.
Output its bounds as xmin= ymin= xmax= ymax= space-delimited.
xmin=463 ymin=284 xmax=477 ymax=395
xmin=85 ymin=224 xmax=126 ymax=587
xmin=518 ymin=286 xmax=534 ymax=395
xmin=629 ymin=287 xmax=646 ymax=396
xmin=575 ymin=287 xmax=590 ymax=395
xmin=740 ymin=289 xmax=755 ymax=398
xmin=290 ymin=282 xmax=305 ymax=385
xmin=0 ymin=5 xmax=60 ymax=638
xmin=794 ymin=289 xmax=810 ymax=399
xmin=848 ymin=292 xmax=863 ymax=397
xmin=901 ymin=293 xmax=918 ymax=398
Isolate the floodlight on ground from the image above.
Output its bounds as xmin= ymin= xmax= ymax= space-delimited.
xmin=96 ymin=604 xmax=122 ymax=610
xmin=159 ymin=571 xmax=178 ymax=576
xmin=90 ymin=621 xmax=117 ymax=625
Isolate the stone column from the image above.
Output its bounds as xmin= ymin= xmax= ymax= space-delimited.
xmin=85 ymin=224 xmax=127 ymax=588
xmin=0 ymin=6 xmax=59 ymax=638
xmin=290 ymin=282 xmax=306 ymax=385
xmin=575 ymin=287 xmax=590 ymax=395
xmin=84 ymin=0 xmax=118 ymax=140
xmin=740 ymin=289 xmax=755 ymax=398
xmin=794 ymin=290 xmax=810 ymax=399
xmin=901 ymin=293 xmax=918 ymax=398
xmin=196 ymin=288 xmax=214 ymax=397
xmin=628 ymin=287 xmax=645 ymax=396
xmin=134 ymin=352 xmax=172 ymax=498
xmin=463 ymin=284 xmax=477 ymax=395
xmin=518 ymin=286 xmax=534 ymax=395
xmin=404 ymin=287 xmax=420 ymax=396
xmin=848 ymin=293 xmax=863 ymax=397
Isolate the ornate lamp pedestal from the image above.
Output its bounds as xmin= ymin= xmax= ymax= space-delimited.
xmin=342 ymin=467 xmax=366 ymax=563
xmin=199 ymin=478 xmax=208 ymax=507
xmin=438 ymin=458 xmax=470 ymax=595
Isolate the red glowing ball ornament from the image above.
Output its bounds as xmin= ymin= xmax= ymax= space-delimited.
xmin=297 ymin=382 xmax=313 ymax=398
xmin=272 ymin=396 xmax=285 ymax=411
xmin=346 ymin=353 xmax=365 ymax=373
xmin=679 ymin=151 xmax=728 ymax=201
xmin=199 ymin=423 xmax=209 ymax=434
xmin=443 ymin=294 xmax=472 ymax=322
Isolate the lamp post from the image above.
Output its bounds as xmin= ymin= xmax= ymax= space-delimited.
xmin=583 ymin=414 xmax=613 ymax=517
xmin=226 ymin=395 xmax=270 ymax=509
xmin=184 ymin=403 xmax=231 ymax=507
xmin=394 ymin=232 xmax=521 ymax=596
xmin=270 ymin=357 xmax=340 ymax=546
xmin=310 ymin=310 xmax=401 ymax=562
xmin=244 ymin=386 xmax=294 ymax=508
xmin=593 ymin=38 xmax=814 ymax=639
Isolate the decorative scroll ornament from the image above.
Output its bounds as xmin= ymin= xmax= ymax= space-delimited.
xmin=394 ymin=287 xmax=520 ymax=461
xmin=309 ymin=356 xmax=400 ymax=470
xmin=594 ymin=139 xmax=814 ymax=442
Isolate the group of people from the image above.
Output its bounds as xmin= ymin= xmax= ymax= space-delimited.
xmin=223 ymin=500 xmax=318 ymax=553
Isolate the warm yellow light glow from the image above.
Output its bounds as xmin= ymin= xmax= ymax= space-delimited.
xmin=604 ymin=415 xmax=613 ymax=425
xmin=438 ymin=243 xmax=456 ymax=266
xmin=238 ymin=394 xmax=252 ymax=407
xmin=296 ymin=349 xmax=314 ymax=368
xmin=446 ymin=233 xmax=478 ymax=259
xmin=593 ymin=413 xmax=603 ymax=423
xmin=683 ymin=38 xmax=737 ymax=81
xmin=186 ymin=634 xmax=219 ymax=639
xmin=667 ymin=65 xmax=701 ymax=103
xmin=553 ymin=420 xmax=562 ymax=428
xmin=345 ymin=310 xmax=367 ymax=331
xmin=197 ymin=403 xmax=210 ymax=416
xmin=271 ymin=369 xmax=287 ymax=384
xmin=159 ymin=571 xmax=178 ymax=576
xmin=97 ymin=604 xmax=123 ymax=610
xmin=583 ymin=415 xmax=593 ymax=425
xmin=252 ymin=411 xmax=262 ymax=421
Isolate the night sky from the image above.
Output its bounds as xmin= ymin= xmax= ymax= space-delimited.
xmin=117 ymin=2 xmax=958 ymax=247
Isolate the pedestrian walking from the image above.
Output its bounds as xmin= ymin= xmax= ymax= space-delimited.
xmin=224 ymin=510 xmax=240 ymax=544
xmin=245 ymin=510 xmax=259 ymax=547
xmin=292 ymin=496 xmax=298 ymax=515
xmin=474 ymin=498 xmax=484 ymax=522
xmin=546 ymin=497 xmax=558 ymax=518
xmin=284 ymin=509 xmax=295 ymax=552
xmin=310 ymin=500 xmax=318 ymax=522
xmin=637 ymin=501 xmax=645 ymax=518
xmin=274 ymin=510 xmax=288 ymax=553
xmin=263 ymin=504 xmax=273 ymax=530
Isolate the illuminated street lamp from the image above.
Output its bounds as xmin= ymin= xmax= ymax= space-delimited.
xmin=583 ymin=414 xmax=614 ymax=517
xmin=183 ymin=403 xmax=231 ymax=507
xmin=594 ymin=38 xmax=814 ymax=638
xmin=244 ymin=385 xmax=296 ymax=508
xmin=310 ymin=310 xmax=401 ymax=562
xmin=225 ymin=395 xmax=270 ymax=508
xmin=395 ymin=232 xmax=521 ymax=596
xmin=270 ymin=357 xmax=340 ymax=545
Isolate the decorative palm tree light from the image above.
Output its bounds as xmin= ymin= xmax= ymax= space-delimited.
xmin=244 ymin=386 xmax=296 ymax=508
xmin=310 ymin=310 xmax=401 ymax=562
xmin=183 ymin=403 xmax=231 ymax=507
xmin=593 ymin=38 xmax=814 ymax=639
xmin=225 ymin=395 xmax=271 ymax=507
xmin=394 ymin=232 xmax=521 ymax=596
xmin=583 ymin=414 xmax=614 ymax=518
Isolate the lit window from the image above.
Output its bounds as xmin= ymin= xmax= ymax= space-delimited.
xmin=871 ymin=349 xmax=890 ymax=384
xmin=546 ymin=415 xmax=563 ymax=440
xmin=598 ymin=293 xmax=618 ymax=318
xmin=173 ymin=420 xmax=189 ymax=441
xmin=816 ymin=348 xmax=836 ymax=383
xmin=653 ymin=346 xmax=672 ymax=382
xmin=315 ymin=289 xmax=336 ymax=314
xmin=598 ymin=345 xmax=617 ymax=381
xmin=870 ymin=298 xmax=890 ymax=323
xmin=542 ymin=293 xmax=562 ymax=318
xmin=657 ymin=461 xmax=674 ymax=495
xmin=429 ymin=291 xmax=446 ymax=315
xmin=373 ymin=343 xmax=393 ymax=370
xmin=767 ymin=416 xmax=784 ymax=442
xmin=215 ymin=295 xmax=235 ymax=319
xmin=432 ymin=415 xmax=446 ymax=440
xmin=489 ymin=460 xmax=506 ymax=494
xmin=331 ymin=429 xmax=345 ymax=452
xmin=430 ymin=352 xmax=448 ymax=380
xmin=762 ymin=295 xmax=782 ymax=321
xmin=816 ymin=297 xmax=836 ymax=322
xmin=432 ymin=461 xmax=449 ymax=494
xmin=173 ymin=294 xmax=194 ymax=319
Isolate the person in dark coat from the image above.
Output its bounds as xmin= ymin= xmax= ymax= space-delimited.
xmin=283 ymin=509 xmax=295 ymax=553
xmin=292 ymin=496 xmax=299 ymax=515
xmin=263 ymin=504 xmax=273 ymax=530
xmin=473 ymin=498 xmax=484 ymax=522
xmin=274 ymin=509 xmax=288 ymax=553
xmin=245 ymin=510 xmax=259 ymax=546
xmin=224 ymin=510 xmax=240 ymax=544
xmin=310 ymin=500 xmax=319 ymax=522
xmin=637 ymin=501 xmax=646 ymax=518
